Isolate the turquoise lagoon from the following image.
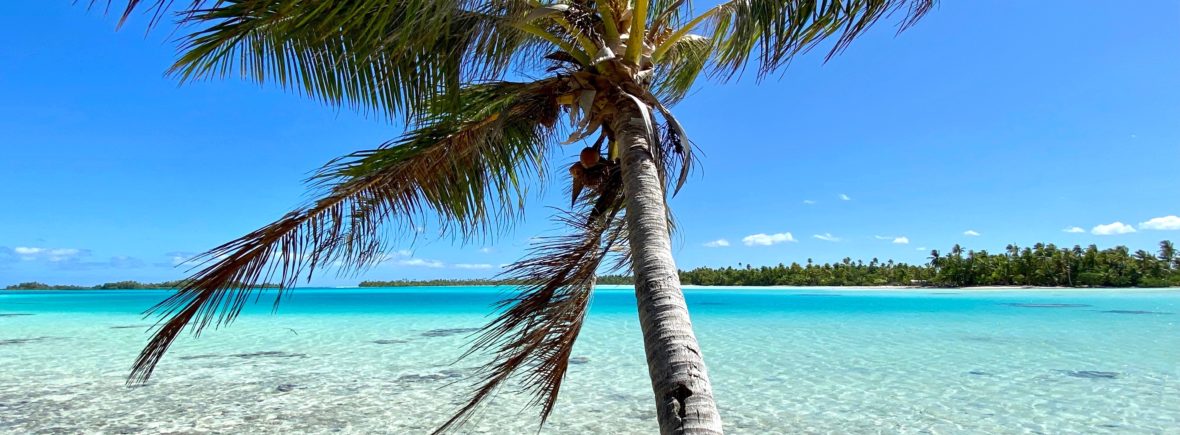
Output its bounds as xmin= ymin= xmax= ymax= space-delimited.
xmin=1 ymin=287 xmax=1178 ymax=434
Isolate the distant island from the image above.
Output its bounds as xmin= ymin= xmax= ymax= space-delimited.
xmin=8 ymin=241 xmax=1179 ymax=290
xmin=4 ymin=280 xmax=280 ymax=290
xmin=365 ymin=241 xmax=1179 ymax=288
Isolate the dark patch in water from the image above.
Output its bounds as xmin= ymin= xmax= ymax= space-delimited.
xmin=1057 ymin=370 xmax=1119 ymax=379
xmin=232 ymin=351 xmax=307 ymax=359
xmin=961 ymin=336 xmax=996 ymax=342
xmin=372 ymin=339 xmax=409 ymax=345
xmin=276 ymin=384 xmax=298 ymax=393
xmin=1003 ymin=303 xmax=1091 ymax=308
xmin=421 ymin=328 xmax=480 ymax=338
xmin=967 ymin=370 xmax=992 ymax=376
xmin=179 ymin=351 xmax=307 ymax=360
xmin=1099 ymin=310 xmax=1173 ymax=315
xmin=0 ymin=337 xmax=58 ymax=346
xmin=569 ymin=356 xmax=590 ymax=365
xmin=398 ymin=371 xmax=465 ymax=383
xmin=109 ymin=325 xmax=152 ymax=329
xmin=0 ymin=313 xmax=34 ymax=318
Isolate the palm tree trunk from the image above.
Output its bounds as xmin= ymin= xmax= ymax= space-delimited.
xmin=612 ymin=104 xmax=724 ymax=435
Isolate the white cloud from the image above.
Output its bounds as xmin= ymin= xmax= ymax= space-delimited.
xmin=873 ymin=235 xmax=891 ymax=240
xmin=1062 ymin=226 xmax=1085 ymax=233
xmin=812 ymin=233 xmax=840 ymax=242
xmin=916 ymin=247 xmax=927 ymax=251
xmin=398 ymin=258 xmax=444 ymax=268
xmin=1091 ymin=221 xmax=1136 ymax=235
xmin=893 ymin=236 xmax=910 ymax=244
xmin=1139 ymin=215 xmax=1180 ymax=231
xmin=802 ymin=200 xmax=816 ymax=205
xmin=478 ymin=247 xmax=494 ymax=254
xmin=742 ymin=233 xmax=796 ymax=246
xmin=839 ymin=193 xmax=851 ymax=201
xmin=703 ymin=239 xmax=730 ymax=248
xmin=10 ymin=246 xmax=85 ymax=262
xmin=963 ymin=230 xmax=981 ymax=237
xmin=455 ymin=263 xmax=494 ymax=269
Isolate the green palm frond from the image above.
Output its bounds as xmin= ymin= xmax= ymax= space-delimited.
xmin=434 ymin=173 xmax=629 ymax=433
xmin=128 ymin=79 xmax=562 ymax=384
xmin=707 ymin=0 xmax=936 ymax=77
xmin=651 ymin=33 xmax=710 ymax=105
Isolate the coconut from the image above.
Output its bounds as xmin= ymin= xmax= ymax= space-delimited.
xmin=579 ymin=147 xmax=601 ymax=168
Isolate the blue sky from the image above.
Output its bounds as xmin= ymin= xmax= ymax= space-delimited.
xmin=2 ymin=1 xmax=1178 ymax=286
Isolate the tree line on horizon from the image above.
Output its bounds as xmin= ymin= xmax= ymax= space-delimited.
xmin=361 ymin=240 xmax=1180 ymax=288
xmin=10 ymin=241 xmax=1178 ymax=290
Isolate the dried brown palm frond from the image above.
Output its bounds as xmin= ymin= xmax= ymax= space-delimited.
xmin=432 ymin=182 xmax=628 ymax=433
xmin=127 ymin=79 xmax=563 ymax=384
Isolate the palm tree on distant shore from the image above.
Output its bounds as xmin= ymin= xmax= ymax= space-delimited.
xmin=96 ymin=0 xmax=935 ymax=433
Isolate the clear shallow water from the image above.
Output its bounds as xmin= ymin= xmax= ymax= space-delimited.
xmin=1 ymin=287 xmax=1178 ymax=434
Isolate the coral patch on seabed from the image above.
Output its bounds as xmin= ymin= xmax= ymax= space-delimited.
xmin=1099 ymin=310 xmax=1173 ymax=315
xmin=0 ymin=313 xmax=34 ymax=317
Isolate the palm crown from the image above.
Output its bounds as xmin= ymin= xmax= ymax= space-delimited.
xmin=100 ymin=0 xmax=934 ymax=432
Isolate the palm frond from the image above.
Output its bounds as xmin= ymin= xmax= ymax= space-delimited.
xmin=651 ymin=33 xmax=711 ymax=105
xmin=433 ymin=172 xmax=628 ymax=433
xmin=128 ymin=79 xmax=563 ymax=384
xmin=663 ymin=0 xmax=935 ymax=78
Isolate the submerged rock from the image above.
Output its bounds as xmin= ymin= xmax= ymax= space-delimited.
xmin=420 ymin=328 xmax=480 ymax=338
xmin=276 ymin=384 xmax=298 ymax=393
xmin=569 ymin=356 xmax=590 ymax=365
xmin=109 ymin=325 xmax=152 ymax=329
xmin=967 ymin=370 xmax=992 ymax=376
xmin=1058 ymin=370 xmax=1119 ymax=379
xmin=0 ymin=313 xmax=34 ymax=318
xmin=1100 ymin=310 xmax=1173 ymax=315
xmin=1002 ymin=303 xmax=1091 ymax=308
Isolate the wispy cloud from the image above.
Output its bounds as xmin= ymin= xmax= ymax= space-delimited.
xmin=703 ymin=239 xmax=730 ymax=248
xmin=1091 ymin=221 xmax=1136 ymax=235
xmin=454 ymin=263 xmax=494 ymax=269
xmin=839 ymin=193 xmax=851 ymax=201
xmin=963 ymin=230 xmax=981 ymax=236
xmin=916 ymin=246 xmax=927 ymax=251
xmin=3 ymin=246 xmax=144 ymax=270
xmin=478 ymin=247 xmax=494 ymax=254
xmin=1062 ymin=226 xmax=1085 ymax=233
xmin=9 ymin=247 xmax=87 ymax=262
xmin=1139 ymin=215 xmax=1180 ymax=231
xmin=812 ymin=233 xmax=840 ymax=242
xmin=892 ymin=236 xmax=910 ymax=244
xmin=802 ymin=199 xmax=816 ymax=205
xmin=398 ymin=258 xmax=444 ymax=268
xmin=742 ymin=233 xmax=796 ymax=246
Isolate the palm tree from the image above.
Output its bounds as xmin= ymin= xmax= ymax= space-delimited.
xmin=96 ymin=0 xmax=935 ymax=433
xmin=1159 ymin=240 xmax=1176 ymax=270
